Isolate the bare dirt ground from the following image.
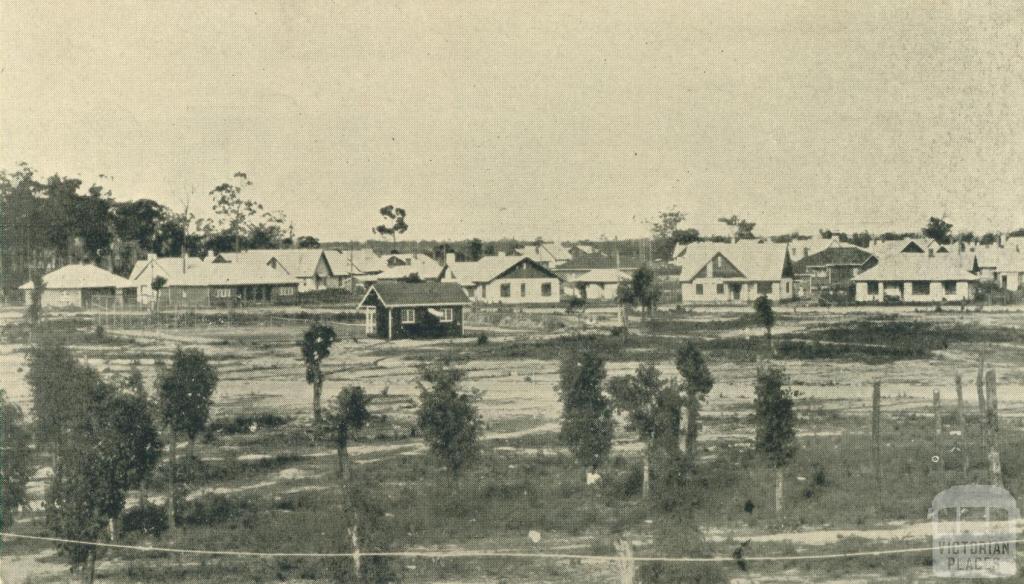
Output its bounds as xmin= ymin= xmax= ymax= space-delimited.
xmin=2 ymin=305 xmax=1023 ymax=583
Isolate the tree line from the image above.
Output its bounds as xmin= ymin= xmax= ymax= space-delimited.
xmin=0 ymin=165 xmax=317 ymax=299
xmin=649 ymin=208 xmax=1019 ymax=261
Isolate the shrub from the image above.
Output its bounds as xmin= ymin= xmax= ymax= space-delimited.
xmin=121 ymin=502 xmax=168 ymax=537
xmin=177 ymin=494 xmax=259 ymax=528
xmin=207 ymin=413 xmax=291 ymax=435
xmin=476 ymin=333 xmax=489 ymax=345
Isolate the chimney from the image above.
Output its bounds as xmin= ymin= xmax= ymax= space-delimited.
xmin=498 ymin=251 xmax=506 ymax=257
xmin=206 ymin=250 xmax=216 ymax=261
xmin=445 ymin=252 xmax=457 ymax=266
xmin=147 ymin=252 xmax=157 ymax=262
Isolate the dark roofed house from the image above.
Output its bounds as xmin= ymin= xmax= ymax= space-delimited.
xmin=792 ymin=244 xmax=877 ymax=299
xmin=356 ymin=280 xmax=471 ymax=340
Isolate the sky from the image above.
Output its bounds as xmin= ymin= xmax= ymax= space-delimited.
xmin=2 ymin=1 xmax=1023 ymax=242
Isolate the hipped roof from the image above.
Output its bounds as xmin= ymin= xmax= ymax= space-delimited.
xmin=20 ymin=264 xmax=134 ymax=290
xmin=164 ymin=261 xmax=298 ymax=287
xmin=853 ymin=254 xmax=979 ymax=282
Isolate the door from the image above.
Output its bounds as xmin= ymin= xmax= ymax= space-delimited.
xmin=730 ymin=283 xmax=742 ymax=300
xmin=365 ymin=307 xmax=377 ymax=335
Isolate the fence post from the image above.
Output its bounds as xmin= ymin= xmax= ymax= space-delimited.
xmin=871 ymin=382 xmax=882 ymax=508
xmin=985 ymin=369 xmax=1002 ymax=487
xmin=976 ymin=355 xmax=987 ymax=452
xmin=954 ymin=372 xmax=967 ymax=476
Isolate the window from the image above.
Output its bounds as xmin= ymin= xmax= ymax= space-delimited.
xmin=943 ymin=281 xmax=957 ymax=294
xmin=757 ymin=282 xmax=772 ymax=295
xmin=278 ymin=287 xmax=295 ymax=296
xmin=868 ymin=282 xmax=879 ymax=294
xmin=215 ymin=288 xmax=232 ymax=298
xmin=716 ymin=283 xmax=724 ymax=295
xmin=440 ymin=307 xmax=454 ymax=322
xmin=500 ymin=283 xmax=511 ymax=297
xmin=520 ymin=283 xmax=527 ymax=297
xmin=401 ymin=308 xmax=416 ymax=324
xmin=785 ymin=281 xmax=790 ymax=293
xmin=541 ymin=283 xmax=552 ymax=297
xmin=912 ymin=281 xmax=930 ymax=295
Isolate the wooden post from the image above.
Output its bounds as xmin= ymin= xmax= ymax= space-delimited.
xmin=615 ymin=539 xmax=636 ymax=584
xmin=976 ymin=356 xmax=987 ymax=451
xmin=871 ymin=382 xmax=882 ymax=507
xmin=932 ymin=389 xmax=942 ymax=439
xmin=168 ymin=428 xmax=177 ymax=531
xmin=954 ymin=373 xmax=967 ymax=476
xmin=641 ymin=452 xmax=650 ymax=499
xmin=985 ymin=369 xmax=1002 ymax=487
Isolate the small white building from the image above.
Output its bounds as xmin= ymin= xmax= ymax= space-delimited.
xmin=20 ymin=264 xmax=136 ymax=308
xmin=451 ymin=255 xmax=561 ymax=304
xmin=567 ymin=269 xmax=630 ymax=301
xmin=676 ymin=242 xmax=795 ymax=304
xmin=852 ymin=255 xmax=978 ymax=303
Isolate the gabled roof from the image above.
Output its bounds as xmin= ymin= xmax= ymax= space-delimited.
xmin=793 ymin=246 xmax=875 ymax=274
xmin=869 ymin=238 xmax=949 ymax=258
xmin=20 ymin=264 xmax=134 ymax=290
xmin=128 ymin=256 xmax=203 ymax=282
xmin=452 ymin=255 xmax=560 ymax=285
xmin=324 ymin=249 xmax=387 ymax=276
xmin=570 ymin=269 xmax=631 ymax=284
xmin=554 ymin=252 xmax=642 ymax=272
xmin=676 ymin=242 xmax=791 ymax=282
xmin=373 ymin=262 xmax=447 ymax=281
xmin=357 ymin=280 xmax=471 ymax=308
xmin=164 ymin=261 xmax=298 ymax=287
xmin=853 ymin=254 xmax=979 ymax=282
xmin=217 ymin=249 xmax=328 ymax=278
xmin=514 ymin=241 xmax=572 ymax=265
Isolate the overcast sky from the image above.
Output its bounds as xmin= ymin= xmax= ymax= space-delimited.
xmin=3 ymin=1 xmax=1023 ymax=242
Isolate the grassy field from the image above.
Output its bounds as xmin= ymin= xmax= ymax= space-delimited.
xmin=2 ymin=305 xmax=1022 ymax=582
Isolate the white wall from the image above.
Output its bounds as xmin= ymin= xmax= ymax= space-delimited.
xmin=471 ymin=277 xmax=561 ymax=304
xmin=680 ymin=278 xmax=793 ymax=304
xmin=855 ymin=281 xmax=974 ymax=302
xmin=26 ymin=288 xmax=83 ymax=308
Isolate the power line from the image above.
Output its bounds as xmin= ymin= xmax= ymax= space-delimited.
xmin=4 ymin=532 xmax=1023 ymax=563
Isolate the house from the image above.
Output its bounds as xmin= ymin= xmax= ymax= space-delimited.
xmin=356 ymin=280 xmax=471 ymax=340
xmin=552 ymin=252 xmax=641 ymax=283
xmin=513 ymin=241 xmax=573 ymax=268
xmin=676 ymin=242 xmax=795 ymax=304
xmin=366 ymin=254 xmax=446 ymax=282
xmin=868 ymin=238 xmax=950 ymax=259
xmin=212 ymin=249 xmax=336 ymax=292
xmin=127 ymin=253 xmax=204 ymax=304
xmin=792 ymin=244 xmax=877 ymax=298
xmin=19 ymin=264 xmax=136 ymax=308
xmin=996 ymin=254 xmax=1024 ymax=291
xmin=162 ymin=261 xmax=299 ymax=307
xmin=852 ymin=254 xmax=978 ymax=302
xmin=566 ymin=269 xmax=630 ymax=301
xmin=788 ymin=237 xmax=845 ymax=262
xmin=323 ymin=248 xmax=387 ymax=287
xmin=451 ymin=255 xmax=562 ymax=304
